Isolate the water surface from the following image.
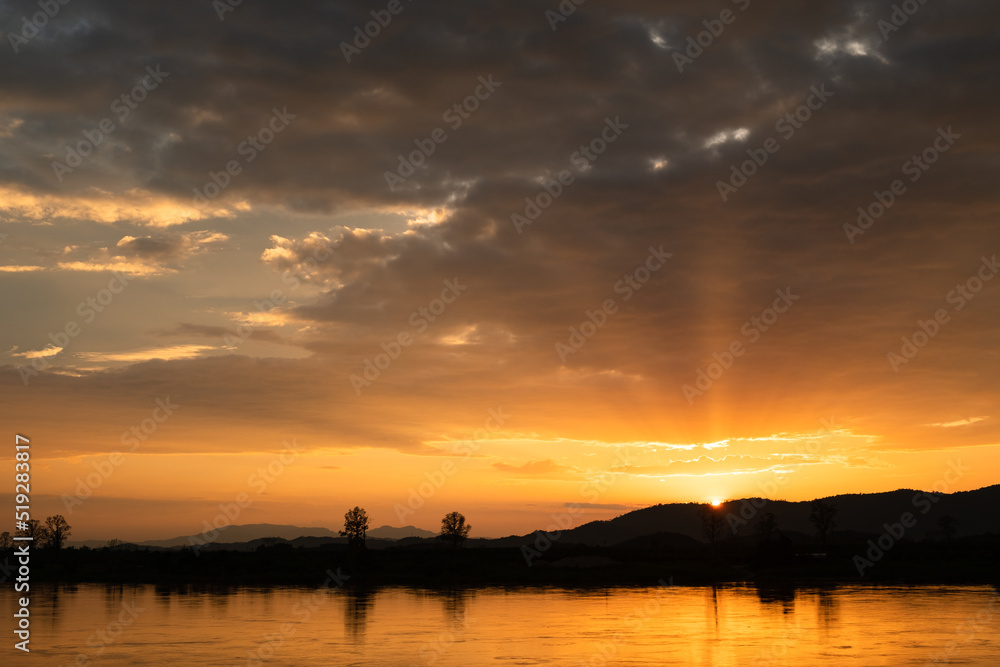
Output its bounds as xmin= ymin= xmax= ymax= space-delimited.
xmin=2 ymin=583 xmax=997 ymax=665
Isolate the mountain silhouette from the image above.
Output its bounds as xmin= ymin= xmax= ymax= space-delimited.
xmin=486 ymin=484 xmax=1000 ymax=547
xmin=368 ymin=525 xmax=437 ymax=539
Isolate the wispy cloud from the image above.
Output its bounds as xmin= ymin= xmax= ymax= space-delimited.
xmin=76 ymin=345 xmax=214 ymax=363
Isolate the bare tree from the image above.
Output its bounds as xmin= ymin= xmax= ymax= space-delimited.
xmin=809 ymin=499 xmax=838 ymax=545
xmin=258 ymin=537 xmax=286 ymax=549
xmin=340 ymin=506 xmax=370 ymax=550
xmin=0 ymin=531 xmax=12 ymax=549
xmin=45 ymin=515 xmax=71 ymax=550
xmin=756 ymin=512 xmax=779 ymax=543
xmin=936 ymin=515 xmax=959 ymax=542
xmin=698 ymin=504 xmax=726 ymax=546
xmin=17 ymin=519 xmax=49 ymax=547
xmin=439 ymin=512 xmax=471 ymax=548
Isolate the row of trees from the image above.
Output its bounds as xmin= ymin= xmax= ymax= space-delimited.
xmin=1 ymin=515 xmax=72 ymax=550
xmin=340 ymin=507 xmax=471 ymax=549
xmin=700 ymin=499 xmax=961 ymax=545
xmin=699 ymin=500 xmax=839 ymax=545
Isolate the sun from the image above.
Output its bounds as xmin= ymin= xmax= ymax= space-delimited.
xmin=710 ymin=499 xmax=722 ymax=507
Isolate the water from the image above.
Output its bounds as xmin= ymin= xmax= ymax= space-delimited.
xmin=2 ymin=583 xmax=997 ymax=665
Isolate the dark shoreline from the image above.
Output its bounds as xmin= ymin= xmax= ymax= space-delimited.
xmin=7 ymin=537 xmax=999 ymax=589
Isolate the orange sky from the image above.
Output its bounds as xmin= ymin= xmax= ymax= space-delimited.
xmin=1 ymin=0 xmax=998 ymax=541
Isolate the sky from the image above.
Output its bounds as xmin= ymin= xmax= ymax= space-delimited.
xmin=0 ymin=0 xmax=998 ymax=542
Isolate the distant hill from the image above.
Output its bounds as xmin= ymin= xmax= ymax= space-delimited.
xmin=368 ymin=525 xmax=437 ymax=539
xmin=136 ymin=523 xmax=340 ymax=548
xmin=68 ymin=523 xmax=438 ymax=550
xmin=68 ymin=539 xmax=125 ymax=549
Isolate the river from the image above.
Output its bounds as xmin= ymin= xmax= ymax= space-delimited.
xmin=1 ymin=583 xmax=997 ymax=665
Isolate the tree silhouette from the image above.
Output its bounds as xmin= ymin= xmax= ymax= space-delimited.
xmin=0 ymin=531 xmax=11 ymax=549
xmin=258 ymin=537 xmax=286 ymax=549
xmin=936 ymin=514 xmax=959 ymax=542
xmin=17 ymin=518 xmax=49 ymax=547
xmin=45 ymin=515 xmax=71 ymax=550
xmin=809 ymin=499 xmax=838 ymax=545
xmin=756 ymin=512 xmax=779 ymax=543
xmin=439 ymin=511 xmax=471 ymax=548
xmin=698 ymin=504 xmax=725 ymax=546
xmin=340 ymin=506 xmax=370 ymax=550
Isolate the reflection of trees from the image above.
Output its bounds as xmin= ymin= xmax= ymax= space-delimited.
xmin=710 ymin=586 xmax=719 ymax=637
xmin=440 ymin=589 xmax=471 ymax=629
xmin=344 ymin=589 xmax=375 ymax=641
xmin=104 ymin=583 xmax=125 ymax=616
xmin=47 ymin=583 xmax=77 ymax=629
xmin=755 ymin=583 xmax=797 ymax=614
xmin=814 ymin=587 xmax=839 ymax=638
xmin=210 ymin=585 xmax=233 ymax=611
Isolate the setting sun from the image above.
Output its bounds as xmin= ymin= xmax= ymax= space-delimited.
xmin=711 ymin=499 xmax=723 ymax=507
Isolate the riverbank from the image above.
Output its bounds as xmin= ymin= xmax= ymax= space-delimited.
xmin=8 ymin=536 xmax=998 ymax=588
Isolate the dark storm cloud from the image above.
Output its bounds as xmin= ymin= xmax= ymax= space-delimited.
xmin=0 ymin=0 xmax=991 ymax=211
